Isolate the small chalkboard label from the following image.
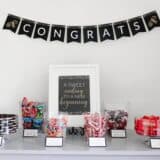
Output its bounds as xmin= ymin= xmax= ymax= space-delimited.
xmin=89 ymin=137 xmax=106 ymax=147
xmin=150 ymin=138 xmax=160 ymax=149
xmin=111 ymin=129 xmax=126 ymax=138
xmin=59 ymin=76 xmax=90 ymax=115
xmin=45 ymin=137 xmax=63 ymax=147
xmin=23 ymin=129 xmax=38 ymax=137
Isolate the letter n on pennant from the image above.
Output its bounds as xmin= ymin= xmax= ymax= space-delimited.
xmin=50 ymin=25 xmax=65 ymax=42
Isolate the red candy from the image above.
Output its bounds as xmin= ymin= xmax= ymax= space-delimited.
xmin=105 ymin=110 xmax=128 ymax=131
xmin=84 ymin=113 xmax=107 ymax=139
xmin=135 ymin=115 xmax=160 ymax=137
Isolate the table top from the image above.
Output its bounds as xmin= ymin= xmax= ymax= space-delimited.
xmin=0 ymin=130 xmax=160 ymax=157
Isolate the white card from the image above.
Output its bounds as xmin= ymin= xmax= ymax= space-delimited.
xmin=89 ymin=137 xmax=106 ymax=147
xmin=46 ymin=137 xmax=63 ymax=147
xmin=23 ymin=129 xmax=38 ymax=137
xmin=111 ymin=129 xmax=126 ymax=138
xmin=0 ymin=136 xmax=3 ymax=146
xmin=151 ymin=139 xmax=160 ymax=149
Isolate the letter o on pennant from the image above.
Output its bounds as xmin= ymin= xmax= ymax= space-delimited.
xmin=34 ymin=22 xmax=50 ymax=41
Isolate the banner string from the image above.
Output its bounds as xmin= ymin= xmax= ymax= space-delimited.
xmin=1 ymin=10 xmax=160 ymax=43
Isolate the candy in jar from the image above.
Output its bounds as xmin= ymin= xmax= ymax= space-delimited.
xmin=105 ymin=110 xmax=128 ymax=130
xmin=135 ymin=115 xmax=160 ymax=137
xmin=84 ymin=113 xmax=107 ymax=139
xmin=21 ymin=97 xmax=45 ymax=130
xmin=46 ymin=116 xmax=68 ymax=137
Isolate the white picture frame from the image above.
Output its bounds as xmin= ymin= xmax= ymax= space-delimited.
xmin=49 ymin=64 xmax=100 ymax=127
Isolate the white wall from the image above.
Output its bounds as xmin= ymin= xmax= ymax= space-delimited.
xmin=0 ymin=0 xmax=160 ymax=129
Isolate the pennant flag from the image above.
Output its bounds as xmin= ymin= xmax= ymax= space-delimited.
xmin=67 ymin=26 xmax=81 ymax=43
xmin=50 ymin=25 xmax=65 ymax=42
xmin=98 ymin=23 xmax=114 ymax=41
xmin=33 ymin=22 xmax=50 ymax=41
xmin=128 ymin=16 xmax=146 ymax=36
xmin=114 ymin=21 xmax=130 ymax=39
xmin=3 ymin=14 xmax=21 ymax=33
xmin=18 ymin=18 xmax=35 ymax=37
xmin=83 ymin=26 xmax=98 ymax=43
xmin=143 ymin=11 xmax=160 ymax=31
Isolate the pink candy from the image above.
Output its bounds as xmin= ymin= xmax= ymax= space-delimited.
xmin=84 ymin=113 xmax=107 ymax=138
xmin=47 ymin=116 xmax=68 ymax=137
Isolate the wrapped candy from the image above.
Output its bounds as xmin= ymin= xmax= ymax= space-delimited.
xmin=21 ymin=97 xmax=45 ymax=130
xmin=84 ymin=113 xmax=107 ymax=139
xmin=135 ymin=115 xmax=160 ymax=137
xmin=105 ymin=110 xmax=128 ymax=131
xmin=46 ymin=116 xmax=68 ymax=137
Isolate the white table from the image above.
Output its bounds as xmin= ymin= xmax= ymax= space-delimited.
xmin=0 ymin=130 xmax=160 ymax=160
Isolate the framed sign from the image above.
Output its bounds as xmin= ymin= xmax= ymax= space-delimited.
xmin=49 ymin=64 xmax=100 ymax=127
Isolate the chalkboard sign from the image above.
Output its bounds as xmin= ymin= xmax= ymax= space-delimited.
xmin=59 ymin=76 xmax=90 ymax=115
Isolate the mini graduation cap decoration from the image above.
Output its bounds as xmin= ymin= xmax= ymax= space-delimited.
xmin=3 ymin=14 xmax=21 ymax=33
xmin=143 ymin=11 xmax=160 ymax=31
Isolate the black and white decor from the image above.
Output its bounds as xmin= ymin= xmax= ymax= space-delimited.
xmin=3 ymin=11 xmax=160 ymax=43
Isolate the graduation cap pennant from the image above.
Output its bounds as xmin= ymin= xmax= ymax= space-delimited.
xmin=143 ymin=11 xmax=160 ymax=31
xmin=3 ymin=14 xmax=21 ymax=33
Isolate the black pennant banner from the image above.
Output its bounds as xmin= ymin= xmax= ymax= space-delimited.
xmin=18 ymin=18 xmax=35 ymax=37
xmin=33 ymin=22 xmax=50 ymax=41
xmin=143 ymin=11 xmax=160 ymax=31
xmin=2 ymin=10 xmax=160 ymax=44
xmin=98 ymin=23 xmax=114 ymax=41
xmin=83 ymin=26 xmax=98 ymax=43
xmin=67 ymin=26 xmax=81 ymax=43
xmin=3 ymin=14 xmax=21 ymax=33
xmin=114 ymin=21 xmax=130 ymax=39
xmin=128 ymin=16 xmax=146 ymax=36
xmin=50 ymin=25 xmax=65 ymax=42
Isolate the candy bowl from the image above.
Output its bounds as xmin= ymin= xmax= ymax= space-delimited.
xmin=84 ymin=113 xmax=107 ymax=139
xmin=21 ymin=97 xmax=46 ymax=131
xmin=134 ymin=115 xmax=160 ymax=146
xmin=46 ymin=116 xmax=68 ymax=138
xmin=135 ymin=115 xmax=160 ymax=137
xmin=0 ymin=114 xmax=18 ymax=145
xmin=105 ymin=109 xmax=128 ymax=131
